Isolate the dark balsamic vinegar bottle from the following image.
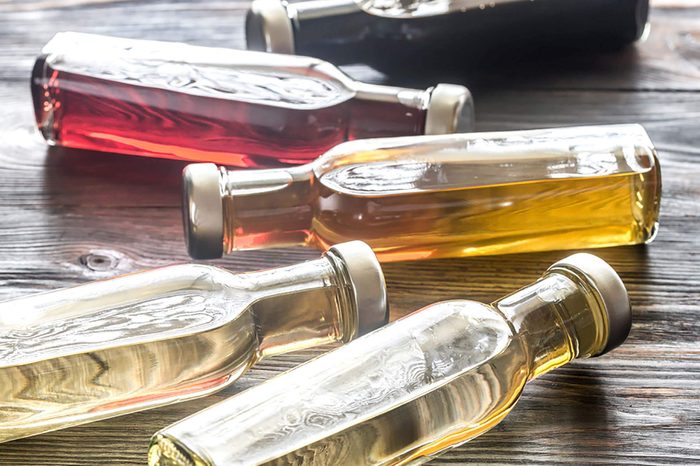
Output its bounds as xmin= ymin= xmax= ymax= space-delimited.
xmin=246 ymin=0 xmax=649 ymax=70
xmin=31 ymin=32 xmax=472 ymax=167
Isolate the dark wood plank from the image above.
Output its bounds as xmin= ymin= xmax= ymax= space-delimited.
xmin=0 ymin=0 xmax=697 ymax=465
xmin=1 ymin=0 xmax=700 ymax=92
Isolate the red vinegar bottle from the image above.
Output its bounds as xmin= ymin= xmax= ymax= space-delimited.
xmin=31 ymin=32 xmax=473 ymax=167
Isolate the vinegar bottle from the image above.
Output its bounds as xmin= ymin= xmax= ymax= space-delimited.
xmin=246 ymin=0 xmax=649 ymax=69
xmin=0 ymin=241 xmax=387 ymax=443
xmin=182 ymin=124 xmax=661 ymax=261
xmin=31 ymin=32 xmax=473 ymax=167
xmin=149 ymin=253 xmax=632 ymax=466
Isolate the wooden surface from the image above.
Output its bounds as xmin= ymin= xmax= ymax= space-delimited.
xmin=0 ymin=0 xmax=699 ymax=464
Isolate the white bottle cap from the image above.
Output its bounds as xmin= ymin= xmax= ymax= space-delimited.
xmin=425 ymin=84 xmax=475 ymax=134
xmin=182 ymin=163 xmax=224 ymax=259
xmin=548 ymin=253 xmax=632 ymax=356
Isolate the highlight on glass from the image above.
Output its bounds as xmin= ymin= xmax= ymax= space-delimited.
xmin=149 ymin=253 xmax=632 ymax=466
xmin=182 ymin=124 xmax=661 ymax=261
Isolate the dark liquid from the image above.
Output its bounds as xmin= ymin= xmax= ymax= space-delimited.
xmin=31 ymin=58 xmax=426 ymax=167
xmin=291 ymin=0 xmax=648 ymax=72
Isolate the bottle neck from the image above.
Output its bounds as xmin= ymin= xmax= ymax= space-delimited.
xmin=493 ymin=270 xmax=608 ymax=380
xmin=246 ymin=253 xmax=357 ymax=358
xmin=348 ymin=82 xmax=429 ymax=139
xmin=351 ymin=82 xmax=428 ymax=108
xmin=220 ymin=166 xmax=316 ymax=253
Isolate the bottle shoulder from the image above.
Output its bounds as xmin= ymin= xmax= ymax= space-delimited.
xmin=152 ymin=263 xmax=239 ymax=289
xmin=407 ymin=300 xmax=516 ymax=380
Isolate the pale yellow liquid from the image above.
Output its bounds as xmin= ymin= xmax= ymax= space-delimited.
xmin=150 ymin=304 xmax=526 ymax=466
xmin=0 ymin=261 xmax=348 ymax=443
xmin=263 ymin=343 xmax=529 ymax=466
xmin=152 ymin=349 xmax=527 ymax=466
xmin=0 ymin=289 xmax=256 ymax=443
xmin=150 ymin=273 xmax=598 ymax=465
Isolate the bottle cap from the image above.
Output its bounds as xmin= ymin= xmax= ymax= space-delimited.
xmin=246 ymin=0 xmax=295 ymax=54
xmin=182 ymin=163 xmax=224 ymax=260
xmin=327 ymin=241 xmax=389 ymax=337
xmin=548 ymin=253 xmax=632 ymax=356
xmin=425 ymin=84 xmax=475 ymax=134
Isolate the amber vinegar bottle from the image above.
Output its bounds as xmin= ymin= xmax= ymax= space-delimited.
xmin=31 ymin=32 xmax=472 ymax=167
xmin=0 ymin=242 xmax=386 ymax=443
xmin=150 ymin=253 xmax=632 ymax=465
xmin=183 ymin=124 xmax=661 ymax=261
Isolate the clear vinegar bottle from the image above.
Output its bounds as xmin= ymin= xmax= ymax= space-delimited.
xmin=183 ymin=124 xmax=661 ymax=261
xmin=149 ymin=253 xmax=632 ymax=466
xmin=0 ymin=241 xmax=387 ymax=443
xmin=31 ymin=32 xmax=472 ymax=167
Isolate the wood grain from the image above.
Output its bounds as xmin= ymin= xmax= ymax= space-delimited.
xmin=0 ymin=1 xmax=698 ymax=465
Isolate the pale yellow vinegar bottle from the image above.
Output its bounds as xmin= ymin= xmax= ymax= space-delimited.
xmin=183 ymin=124 xmax=661 ymax=261
xmin=0 ymin=241 xmax=386 ymax=443
xmin=150 ymin=253 xmax=632 ymax=466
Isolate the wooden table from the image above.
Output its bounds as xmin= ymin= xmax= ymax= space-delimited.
xmin=0 ymin=1 xmax=698 ymax=464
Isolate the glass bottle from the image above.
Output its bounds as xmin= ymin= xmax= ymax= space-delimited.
xmin=149 ymin=253 xmax=632 ymax=466
xmin=246 ymin=0 xmax=649 ymax=69
xmin=0 ymin=241 xmax=387 ymax=443
xmin=182 ymin=124 xmax=661 ymax=261
xmin=31 ymin=32 xmax=473 ymax=168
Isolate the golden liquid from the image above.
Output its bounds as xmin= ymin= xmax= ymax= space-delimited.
xmin=150 ymin=272 xmax=600 ymax=466
xmin=221 ymin=126 xmax=661 ymax=261
xmin=313 ymin=154 xmax=660 ymax=262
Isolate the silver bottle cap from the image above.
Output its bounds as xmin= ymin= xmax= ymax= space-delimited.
xmin=182 ymin=163 xmax=224 ymax=260
xmin=327 ymin=241 xmax=388 ymax=336
xmin=246 ymin=0 xmax=295 ymax=54
xmin=548 ymin=253 xmax=632 ymax=356
xmin=425 ymin=84 xmax=475 ymax=134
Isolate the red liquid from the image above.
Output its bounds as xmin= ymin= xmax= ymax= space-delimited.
xmin=31 ymin=57 xmax=426 ymax=168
